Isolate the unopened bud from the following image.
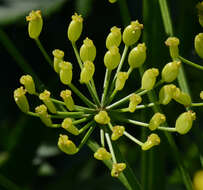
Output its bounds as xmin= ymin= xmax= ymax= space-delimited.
xmin=14 ymin=87 xmax=29 ymax=113
xmin=39 ymin=90 xmax=57 ymax=114
xmin=128 ymin=43 xmax=146 ymax=68
xmin=115 ymin=72 xmax=128 ymax=91
xmin=196 ymin=2 xmax=203 ymax=27
xmin=159 ymin=84 xmax=177 ymax=105
xmin=111 ymin=163 xmax=126 ymax=177
xmin=128 ymin=93 xmax=142 ymax=112
xmin=60 ymin=90 xmax=75 ymax=111
xmin=175 ymin=111 xmax=196 ymax=134
xmin=194 ymin=33 xmax=203 ymax=59
xmin=141 ymin=68 xmax=159 ymax=90
xmin=106 ymin=26 xmax=121 ymax=49
xmin=26 ymin=10 xmax=43 ymax=39
xmin=173 ymin=88 xmax=191 ymax=107
xmin=111 ymin=125 xmax=125 ymax=141
xmin=104 ymin=46 xmax=121 ymax=70
xmin=149 ymin=113 xmax=166 ymax=131
xmin=142 ymin=133 xmax=160 ymax=151
xmin=193 ymin=170 xmax=203 ymax=190
xmin=80 ymin=61 xmax=95 ymax=83
xmin=165 ymin=37 xmax=180 ymax=59
xmin=59 ymin=61 xmax=73 ymax=85
xmin=62 ymin=118 xmax=79 ymax=135
xmin=123 ymin=21 xmax=143 ymax=46
xmin=94 ymin=111 xmax=110 ymax=124
xmin=161 ymin=61 xmax=181 ymax=83
xmin=109 ymin=0 xmax=117 ymax=3
xmin=52 ymin=49 xmax=64 ymax=73
xmin=20 ymin=75 xmax=36 ymax=94
xmin=67 ymin=13 xmax=83 ymax=43
xmin=58 ymin=134 xmax=78 ymax=155
xmin=94 ymin=147 xmax=112 ymax=160
xmin=200 ymin=91 xmax=203 ymax=100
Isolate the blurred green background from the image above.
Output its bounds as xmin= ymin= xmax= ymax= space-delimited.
xmin=0 ymin=0 xmax=203 ymax=189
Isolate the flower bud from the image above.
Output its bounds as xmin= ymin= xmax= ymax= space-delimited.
xmin=111 ymin=163 xmax=126 ymax=177
xmin=39 ymin=90 xmax=57 ymax=114
xmin=200 ymin=91 xmax=203 ymax=100
xmin=20 ymin=75 xmax=36 ymax=94
xmin=196 ymin=2 xmax=203 ymax=27
xmin=115 ymin=72 xmax=128 ymax=91
xmin=60 ymin=90 xmax=75 ymax=111
xmin=194 ymin=33 xmax=203 ymax=59
xmin=104 ymin=46 xmax=121 ymax=70
xmin=106 ymin=26 xmax=121 ymax=49
xmin=14 ymin=87 xmax=29 ymax=113
xmin=161 ymin=61 xmax=181 ymax=83
xmin=26 ymin=10 xmax=43 ymax=39
xmin=165 ymin=37 xmax=180 ymax=59
xmin=35 ymin=104 xmax=52 ymax=127
xmin=173 ymin=88 xmax=191 ymax=107
xmin=111 ymin=125 xmax=125 ymax=141
xmin=94 ymin=147 xmax=112 ymax=160
xmin=57 ymin=134 xmax=78 ymax=155
xmin=141 ymin=68 xmax=159 ymax=90
xmin=59 ymin=61 xmax=73 ymax=85
xmin=80 ymin=61 xmax=95 ymax=83
xmin=79 ymin=37 xmax=96 ymax=62
xmin=123 ymin=21 xmax=143 ymax=46
xmin=149 ymin=113 xmax=166 ymax=131
xmin=62 ymin=118 xmax=79 ymax=135
xmin=142 ymin=133 xmax=160 ymax=151
xmin=175 ymin=111 xmax=196 ymax=134
xmin=193 ymin=170 xmax=203 ymax=190
xmin=109 ymin=0 xmax=117 ymax=3
xmin=128 ymin=93 xmax=142 ymax=112
xmin=67 ymin=13 xmax=83 ymax=43
xmin=94 ymin=111 xmax=110 ymax=124
xmin=52 ymin=49 xmax=64 ymax=73
xmin=159 ymin=84 xmax=177 ymax=105
xmin=128 ymin=43 xmax=146 ymax=68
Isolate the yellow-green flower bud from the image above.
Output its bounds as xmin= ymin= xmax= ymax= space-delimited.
xmin=109 ymin=0 xmax=117 ymax=3
xmin=149 ymin=113 xmax=166 ymax=131
xmin=52 ymin=49 xmax=64 ymax=73
xmin=35 ymin=104 xmax=52 ymax=127
xmin=60 ymin=90 xmax=75 ymax=111
xmin=193 ymin=170 xmax=203 ymax=190
xmin=94 ymin=111 xmax=110 ymax=124
xmin=111 ymin=125 xmax=125 ymax=141
xmin=26 ymin=10 xmax=43 ymax=39
xmin=111 ymin=163 xmax=126 ymax=178
xmin=62 ymin=118 xmax=79 ymax=135
xmin=14 ymin=87 xmax=29 ymax=113
xmin=20 ymin=75 xmax=36 ymax=94
xmin=106 ymin=26 xmax=121 ymax=49
xmin=115 ymin=72 xmax=128 ymax=91
xmin=128 ymin=43 xmax=146 ymax=68
xmin=59 ymin=61 xmax=73 ymax=85
xmin=175 ymin=111 xmax=196 ymax=134
xmin=142 ymin=133 xmax=160 ymax=151
xmin=80 ymin=37 xmax=96 ymax=62
xmin=94 ymin=147 xmax=112 ymax=160
xmin=39 ymin=90 xmax=57 ymax=114
xmin=196 ymin=2 xmax=203 ymax=27
xmin=57 ymin=134 xmax=78 ymax=155
xmin=161 ymin=61 xmax=181 ymax=83
xmin=194 ymin=33 xmax=203 ymax=59
xmin=173 ymin=88 xmax=191 ymax=107
xmin=80 ymin=61 xmax=95 ymax=84
xmin=128 ymin=93 xmax=142 ymax=112
xmin=104 ymin=46 xmax=121 ymax=70
xmin=141 ymin=68 xmax=159 ymax=90
xmin=159 ymin=84 xmax=177 ymax=105
xmin=67 ymin=13 xmax=83 ymax=43
xmin=200 ymin=91 xmax=203 ymax=100
xmin=123 ymin=20 xmax=143 ymax=46
xmin=165 ymin=37 xmax=180 ymax=59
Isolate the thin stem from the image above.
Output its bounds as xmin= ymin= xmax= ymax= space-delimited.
xmin=179 ymin=56 xmax=203 ymax=71
xmin=56 ymin=111 xmax=85 ymax=117
xmin=191 ymin=102 xmax=203 ymax=107
xmin=127 ymin=67 xmax=133 ymax=76
xmin=79 ymin=121 xmax=94 ymax=134
xmin=100 ymin=129 xmax=105 ymax=147
xmin=72 ymin=117 xmax=90 ymax=125
xmin=107 ymin=89 xmax=118 ymax=105
xmin=105 ymin=132 xmax=117 ymax=163
xmin=124 ymin=131 xmax=144 ymax=147
xmin=68 ymin=83 xmax=96 ymax=108
xmin=35 ymin=38 xmax=52 ymax=67
xmin=122 ymin=118 xmax=149 ymax=127
xmin=157 ymin=126 xmax=177 ymax=132
xmin=71 ymin=42 xmax=83 ymax=69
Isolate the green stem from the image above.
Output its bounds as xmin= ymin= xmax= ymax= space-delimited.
xmin=35 ymin=38 xmax=52 ymax=67
xmin=71 ymin=42 xmax=83 ymax=69
xmin=105 ymin=132 xmax=117 ymax=163
xmin=179 ymin=56 xmax=203 ymax=71
xmin=72 ymin=117 xmax=90 ymax=125
xmin=191 ymin=102 xmax=203 ymax=107
xmin=79 ymin=121 xmax=94 ymax=134
xmin=100 ymin=129 xmax=105 ymax=147
xmin=124 ymin=131 xmax=144 ymax=147
xmin=56 ymin=111 xmax=85 ymax=117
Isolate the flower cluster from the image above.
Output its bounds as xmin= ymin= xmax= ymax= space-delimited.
xmin=13 ymin=9 xmax=203 ymax=178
